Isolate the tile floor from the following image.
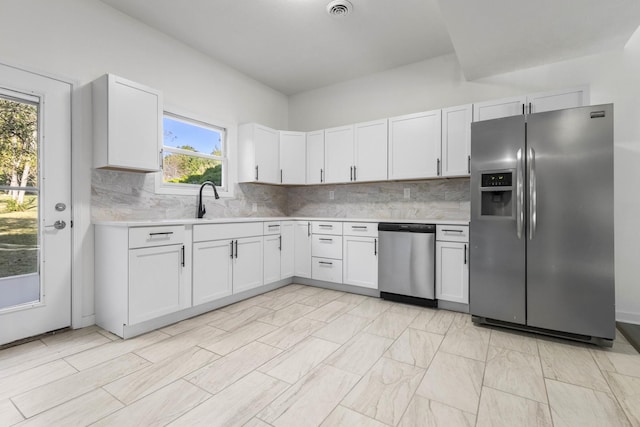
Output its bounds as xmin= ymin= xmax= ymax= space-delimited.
xmin=1 ymin=284 xmax=639 ymax=426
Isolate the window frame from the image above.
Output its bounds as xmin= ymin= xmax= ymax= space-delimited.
xmin=155 ymin=108 xmax=235 ymax=198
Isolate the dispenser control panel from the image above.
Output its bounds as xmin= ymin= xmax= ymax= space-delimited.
xmin=482 ymin=172 xmax=512 ymax=187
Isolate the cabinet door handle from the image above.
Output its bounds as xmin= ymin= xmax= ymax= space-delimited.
xmin=374 ymin=238 xmax=377 ymax=255
xmin=159 ymin=149 xmax=163 ymax=169
xmin=529 ymin=102 xmax=532 ymax=114
xmin=230 ymin=240 xmax=234 ymax=258
xmin=468 ymin=155 xmax=471 ymax=174
xmin=319 ymin=261 xmax=333 ymax=265
xmin=307 ymin=222 xmax=311 ymax=237
xmin=181 ymin=245 xmax=185 ymax=267
xmin=320 ymin=169 xmax=323 ymax=183
xmin=149 ymin=231 xmax=173 ymax=236
xmin=464 ymin=244 xmax=467 ymax=265
xmin=353 ymin=165 xmax=357 ymax=181
xmin=255 ymin=165 xmax=259 ymax=180
xmin=234 ymin=240 xmax=238 ymax=258
xmin=522 ymin=104 xmax=525 ymax=115
xmin=279 ymin=235 xmax=282 ymax=251
xmin=280 ymin=169 xmax=283 ymax=183
xmin=350 ymin=166 xmax=353 ymax=181
xmin=437 ymin=158 xmax=441 ymax=176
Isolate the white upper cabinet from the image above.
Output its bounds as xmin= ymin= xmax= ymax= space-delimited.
xmin=527 ymin=86 xmax=589 ymax=114
xmin=388 ymin=110 xmax=441 ymax=180
xmin=306 ymin=130 xmax=325 ymax=184
xmin=238 ymin=123 xmax=280 ymax=184
xmin=93 ymin=74 xmax=162 ymax=172
xmin=354 ymin=119 xmax=388 ymax=182
xmin=279 ymin=131 xmax=306 ymax=185
xmin=324 ymin=125 xmax=354 ymax=183
xmin=473 ymin=95 xmax=527 ymax=122
xmin=442 ymin=104 xmax=472 ymax=177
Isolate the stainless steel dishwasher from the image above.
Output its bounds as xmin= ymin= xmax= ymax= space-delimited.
xmin=378 ymin=223 xmax=437 ymax=307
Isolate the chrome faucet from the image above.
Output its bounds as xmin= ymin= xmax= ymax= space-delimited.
xmin=197 ymin=181 xmax=220 ymax=218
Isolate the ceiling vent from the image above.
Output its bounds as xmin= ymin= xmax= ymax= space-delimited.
xmin=326 ymin=0 xmax=353 ymax=18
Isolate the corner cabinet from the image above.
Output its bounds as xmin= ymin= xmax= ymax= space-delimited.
xmin=95 ymin=225 xmax=189 ymax=338
xmin=92 ymin=74 xmax=162 ymax=172
xmin=238 ymin=123 xmax=280 ymax=184
xmin=435 ymin=225 xmax=469 ymax=306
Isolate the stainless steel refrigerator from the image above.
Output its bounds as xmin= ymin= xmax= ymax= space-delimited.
xmin=469 ymin=104 xmax=615 ymax=345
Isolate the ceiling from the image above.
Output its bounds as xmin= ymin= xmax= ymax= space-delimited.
xmin=100 ymin=0 xmax=640 ymax=95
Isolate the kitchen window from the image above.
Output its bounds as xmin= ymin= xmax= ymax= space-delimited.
xmin=156 ymin=112 xmax=228 ymax=195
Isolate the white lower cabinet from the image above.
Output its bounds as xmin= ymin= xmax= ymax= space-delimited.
xmin=233 ymin=236 xmax=264 ymax=293
xmin=192 ymin=240 xmax=233 ymax=306
xmin=342 ymin=236 xmax=378 ymax=289
xmin=435 ymin=225 xmax=469 ymax=305
xmin=264 ymin=233 xmax=281 ymax=284
xmin=280 ymin=221 xmax=295 ymax=279
xmin=294 ymin=221 xmax=312 ymax=278
xmin=312 ymin=258 xmax=343 ymax=283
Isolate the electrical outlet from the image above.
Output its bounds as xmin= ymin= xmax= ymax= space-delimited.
xmin=329 ymin=191 xmax=335 ymax=200
xmin=252 ymin=203 xmax=257 ymax=212
xmin=404 ymin=188 xmax=410 ymax=199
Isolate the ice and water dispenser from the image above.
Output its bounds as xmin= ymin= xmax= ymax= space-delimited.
xmin=480 ymin=171 xmax=514 ymax=217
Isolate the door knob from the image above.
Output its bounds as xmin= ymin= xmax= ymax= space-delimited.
xmin=45 ymin=220 xmax=66 ymax=230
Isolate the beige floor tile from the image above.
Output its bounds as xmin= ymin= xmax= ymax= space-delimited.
xmin=538 ymin=339 xmax=611 ymax=392
xmin=220 ymin=293 xmax=276 ymax=313
xmin=267 ymin=284 xmax=308 ymax=296
xmin=298 ymin=289 xmax=344 ymax=308
xmin=258 ymin=317 xmax=325 ymax=350
xmin=384 ymin=328 xmax=443 ymax=368
xmin=12 ymin=352 xmax=148 ymax=418
xmin=104 ymin=347 xmax=219 ymax=405
xmin=546 ymin=378 xmax=630 ymax=427
xmin=484 ymin=346 xmax=547 ymax=403
xmin=347 ymin=298 xmax=391 ymax=319
xmin=135 ymin=325 xmax=225 ymax=363
xmin=604 ymin=371 xmax=640 ymax=425
xmin=312 ymin=313 xmax=372 ymax=345
xmin=387 ymin=303 xmax=425 ymax=317
xmin=205 ymin=321 xmax=278 ymax=356
xmin=0 ymin=340 xmax=44 ymax=364
xmin=16 ymin=388 xmax=123 ymax=427
xmin=169 ymin=371 xmax=289 ymax=427
xmin=342 ymin=358 xmax=424 ymax=425
xmin=0 ymin=399 xmax=23 ymax=426
xmin=257 ymin=303 xmax=316 ymax=326
xmin=0 ymin=359 xmax=77 ymax=401
xmin=63 ymin=330 xmax=169 ymax=371
xmin=416 ymin=351 xmax=484 ymax=414
xmin=259 ymin=337 xmax=340 ymax=384
xmin=398 ymin=395 xmax=476 ymax=427
xmin=214 ymin=305 xmax=276 ymax=331
xmin=439 ymin=322 xmax=491 ymax=361
xmin=364 ymin=311 xmax=417 ymax=339
xmin=325 ymin=333 xmax=394 ymax=375
xmin=334 ymin=292 xmax=369 ymax=306
xmin=93 ymin=379 xmax=211 ymax=426
xmin=305 ymin=300 xmax=353 ymax=323
xmin=187 ymin=341 xmax=282 ymax=394
xmin=320 ymin=405 xmax=387 ymax=427
xmin=244 ymin=417 xmax=273 ymax=427
xmin=591 ymin=345 xmax=640 ymax=378
xmin=476 ymin=386 xmax=552 ymax=427
xmin=410 ymin=309 xmax=454 ymax=335
xmin=159 ymin=309 xmax=230 ymax=336
xmin=257 ymin=364 xmax=361 ymax=427
xmin=489 ymin=329 xmax=539 ymax=355
xmin=256 ymin=291 xmax=309 ymax=311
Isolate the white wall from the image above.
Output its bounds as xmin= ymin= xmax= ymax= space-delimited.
xmin=0 ymin=0 xmax=289 ymax=327
xmin=289 ymin=34 xmax=640 ymax=324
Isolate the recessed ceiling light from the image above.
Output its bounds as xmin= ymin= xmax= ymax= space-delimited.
xmin=326 ymin=0 xmax=353 ymax=18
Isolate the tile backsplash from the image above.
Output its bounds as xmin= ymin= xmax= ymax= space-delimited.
xmin=91 ymin=170 xmax=470 ymax=221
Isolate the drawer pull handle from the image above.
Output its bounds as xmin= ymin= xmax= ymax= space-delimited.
xmin=319 ymin=225 xmax=333 ymax=228
xmin=149 ymin=232 xmax=173 ymax=236
xmin=268 ymin=225 xmax=279 ymax=228
xmin=351 ymin=226 xmax=367 ymax=229
xmin=442 ymin=229 xmax=463 ymax=233
xmin=319 ymin=261 xmax=333 ymax=265
xmin=319 ymin=238 xmax=333 ymax=242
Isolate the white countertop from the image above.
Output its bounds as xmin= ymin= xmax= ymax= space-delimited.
xmin=94 ymin=217 xmax=469 ymax=227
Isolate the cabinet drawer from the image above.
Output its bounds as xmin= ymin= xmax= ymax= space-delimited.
xmin=312 ymin=258 xmax=343 ymax=283
xmin=311 ymin=221 xmax=343 ymax=235
xmin=436 ymin=225 xmax=469 ymax=243
xmin=129 ymin=225 xmax=184 ymax=249
xmin=343 ymin=222 xmax=378 ymax=237
xmin=263 ymin=221 xmax=281 ymax=235
xmin=312 ymin=235 xmax=343 ymax=259
xmin=194 ymin=222 xmax=263 ymax=242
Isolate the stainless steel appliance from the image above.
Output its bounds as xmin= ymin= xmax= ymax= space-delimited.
xmin=378 ymin=223 xmax=436 ymax=307
xmin=470 ymin=104 xmax=614 ymax=346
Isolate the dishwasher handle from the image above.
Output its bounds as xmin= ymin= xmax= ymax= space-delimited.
xmin=378 ymin=223 xmax=436 ymax=233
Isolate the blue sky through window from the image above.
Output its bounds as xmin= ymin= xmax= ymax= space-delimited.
xmin=163 ymin=116 xmax=221 ymax=154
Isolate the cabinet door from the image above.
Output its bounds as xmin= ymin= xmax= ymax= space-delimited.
xmin=264 ymin=234 xmax=281 ymax=284
xmin=129 ymin=244 xmax=183 ymax=324
xmin=294 ymin=221 xmax=312 ymax=278
xmin=527 ymin=86 xmax=588 ymax=114
xmin=388 ymin=110 xmax=441 ymax=180
xmin=354 ymin=119 xmax=388 ymax=182
xmin=280 ymin=222 xmax=295 ymax=279
xmin=192 ymin=240 xmax=233 ymax=305
xmin=343 ymin=236 xmax=378 ymax=289
xmin=254 ymin=125 xmax=280 ymax=184
xmin=436 ymin=241 xmax=469 ymax=304
xmin=324 ymin=125 xmax=354 ymax=183
xmin=306 ymin=130 xmax=324 ymax=184
xmin=280 ymin=131 xmax=306 ymax=184
xmin=233 ymin=236 xmax=264 ymax=293
xmin=473 ymin=96 xmax=526 ymax=122
xmin=442 ymin=104 xmax=472 ymax=177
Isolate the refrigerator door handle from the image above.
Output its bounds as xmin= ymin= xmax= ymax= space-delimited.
xmin=528 ymin=147 xmax=537 ymax=240
xmin=516 ymin=148 xmax=524 ymax=239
